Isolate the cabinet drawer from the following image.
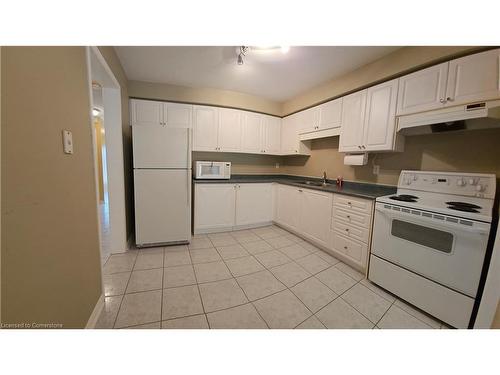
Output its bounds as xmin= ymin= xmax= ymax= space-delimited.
xmin=333 ymin=220 xmax=369 ymax=244
xmin=331 ymin=232 xmax=367 ymax=265
xmin=332 ymin=206 xmax=371 ymax=229
xmin=333 ymin=194 xmax=373 ymax=214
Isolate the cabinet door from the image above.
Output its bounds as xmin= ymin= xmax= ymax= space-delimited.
xmin=396 ymin=63 xmax=449 ymax=116
xmin=318 ymin=98 xmax=342 ymax=130
xmin=165 ymin=102 xmax=192 ymax=128
xmin=363 ymin=79 xmax=399 ymax=151
xmin=331 ymin=231 xmax=367 ymax=269
xmin=281 ymin=115 xmax=297 ymax=154
xmin=263 ymin=115 xmax=281 ymax=154
xmin=275 ymin=184 xmax=300 ymax=230
xmin=130 ymin=99 xmax=163 ymax=126
xmin=194 ymin=184 xmax=236 ymax=232
xmin=297 ymin=107 xmax=320 ymax=133
xmin=235 ymin=183 xmax=273 ymax=226
xmin=446 ymin=48 xmax=500 ymax=106
xmin=339 ymin=90 xmax=367 ymax=153
xmin=193 ymin=106 xmax=219 ymax=151
xmin=218 ymin=108 xmax=242 ymax=152
xmin=298 ymin=189 xmax=332 ymax=247
xmin=241 ymin=112 xmax=263 ymax=154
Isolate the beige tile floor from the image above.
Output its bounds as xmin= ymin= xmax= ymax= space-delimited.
xmin=96 ymin=225 xmax=449 ymax=329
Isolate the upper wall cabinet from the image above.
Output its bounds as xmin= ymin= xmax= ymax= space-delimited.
xmin=397 ymin=48 xmax=500 ymax=116
xmin=445 ymin=48 xmax=500 ymax=106
xmin=396 ymin=63 xmax=449 ymax=116
xmin=339 ymin=79 xmax=402 ymax=153
xmin=131 ymin=99 xmax=193 ymax=128
xmin=217 ymin=108 xmax=242 ymax=152
xmin=281 ymin=113 xmax=311 ymax=155
xmin=131 ymin=99 xmax=164 ymax=126
xmin=193 ymin=105 xmax=219 ymax=151
xmin=295 ymin=97 xmax=343 ymax=140
xmin=318 ymin=98 xmax=343 ymax=131
xmin=262 ymin=115 xmax=281 ymax=154
xmin=241 ymin=111 xmax=263 ymax=154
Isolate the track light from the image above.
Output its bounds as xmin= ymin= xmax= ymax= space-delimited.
xmin=237 ymin=46 xmax=249 ymax=65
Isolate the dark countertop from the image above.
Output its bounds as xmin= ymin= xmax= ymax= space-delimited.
xmin=193 ymin=174 xmax=396 ymax=200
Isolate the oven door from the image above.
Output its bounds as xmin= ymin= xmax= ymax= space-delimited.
xmin=371 ymin=202 xmax=490 ymax=297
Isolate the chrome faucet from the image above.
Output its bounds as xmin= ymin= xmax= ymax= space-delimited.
xmin=322 ymin=171 xmax=327 ymax=186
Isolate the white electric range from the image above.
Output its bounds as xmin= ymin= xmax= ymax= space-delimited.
xmin=368 ymin=170 xmax=496 ymax=328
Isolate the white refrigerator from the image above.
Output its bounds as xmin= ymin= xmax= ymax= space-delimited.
xmin=133 ymin=125 xmax=191 ymax=247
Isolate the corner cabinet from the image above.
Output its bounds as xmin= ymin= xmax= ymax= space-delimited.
xmin=281 ymin=113 xmax=311 ymax=155
xmin=339 ymin=78 xmax=402 ymax=153
xmin=193 ymin=105 xmax=219 ymax=151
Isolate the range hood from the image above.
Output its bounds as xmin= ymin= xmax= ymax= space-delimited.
xmin=397 ymin=99 xmax=500 ymax=135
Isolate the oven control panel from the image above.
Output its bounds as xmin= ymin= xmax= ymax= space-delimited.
xmin=398 ymin=171 xmax=496 ymax=199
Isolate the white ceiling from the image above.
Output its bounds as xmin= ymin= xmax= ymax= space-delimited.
xmin=115 ymin=46 xmax=400 ymax=102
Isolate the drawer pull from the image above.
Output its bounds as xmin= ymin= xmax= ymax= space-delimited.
xmin=347 ymin=202 xmax=352 ymax=205
xmin=347 ymin=215 xmax=351 ymax=219
xmin=344 ymin=246 xmax=348 ymax=250
xmin=345 ymin=228 xmax=349 ymax=232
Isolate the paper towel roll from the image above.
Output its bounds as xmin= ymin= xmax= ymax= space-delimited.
xmin=344 ymin=153 xmax=368 ymax=166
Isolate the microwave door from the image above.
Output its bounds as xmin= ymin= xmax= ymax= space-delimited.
xmin=371 ymin=204 xmax=489 ymax=297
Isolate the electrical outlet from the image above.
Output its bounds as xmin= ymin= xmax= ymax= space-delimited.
xmin=275 ymin=163 xmax=280 ymax=169
xmin=373 ymin=165 xmax=380 ymax=175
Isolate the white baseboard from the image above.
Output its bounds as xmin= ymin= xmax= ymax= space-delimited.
xmin=85 ymin=294 xmax=104 ymax=329
xmin=194 ymin=221 xmax=273 ymax=235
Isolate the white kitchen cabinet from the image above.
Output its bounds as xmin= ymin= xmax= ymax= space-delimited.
xmin=165 ymin=102 xmax=192 ymax=128
xmin=262 ymin=115 xmax=281 ymax=154
xmin=297 ymin=106 xmax=320 ymax=134
xmin=130 ymin=99 xmax=163 ymax=126
xmin=396 ymin=63 xmax=449 ymax=116
xmin=340 ymin=79 xmax=401 ymax=153
xmin=281 ymin=113 xmax=311 ymax=155
xmin=363 ymin=79 xmax=401 ymax=151
xmin=218 ymin=108 xmax=242 ymax=152
xmin=241 ymin=111 xmax=263 ymax=153
xmin=235 ymin=183 xmax=273 ymax=226
xmin=193 ymin=105 xmax=219 ymax=151
xmin=298 ymin=189 xmax=332 ymax=247
xmin=275 ymin=184 xmax=301 ymax=230
xmin=194 ymin=184 xmax=236 ymax=232
xmin=131 ymin=99 xmax=193 ymax=128
xmin=318 ymin=98 xmax=342 ymax=130
xmin=445 ymin=48 xmax=500 ymax=106
xmin=339 ymin=90 xmax=367 ymax=152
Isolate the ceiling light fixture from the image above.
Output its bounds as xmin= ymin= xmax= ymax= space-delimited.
xmin=237 ymin=46 xmax=249 ymax=65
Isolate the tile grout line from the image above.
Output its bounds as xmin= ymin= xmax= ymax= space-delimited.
xmin=186 ymin=242 xmax=210 ymax=328
xmin=111 ymin=253 xmax=139 ymax=328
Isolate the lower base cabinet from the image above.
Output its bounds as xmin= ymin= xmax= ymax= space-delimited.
xmin=194 ymin=183 xmax=273 ymax=233
xmin=194 ymin=182 xmax=374 ymax=272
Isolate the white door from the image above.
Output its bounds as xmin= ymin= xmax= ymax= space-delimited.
xmin=446 ymin=48 xmax=500 ymax=106
xmin=297 ymin=106 xmax=319 ymax=133
xmin=194 ymin=184 xmax=236 ymax=232
xmin=396 ymin=62 xmax=449 ymax=116
xmin=218 ymin=108 xmax=242 ymax=152
xmin=131 ymin=99 xmax=163 ymax=126
xmin=339 ymin=90 xmax=367 ymax=153
xmin=299 ymin=189 xmax=332 ymax=247
xmin=134 ymin=169 xmax=191 ymax=245
xmin=235 ymin=183 xmax=273 ymax=226
xmin=193 ymin=105 xmax=219 ymax=151
xmin=263 ymin=115 xmax=281 ymax=154
xmin=165 ymin=102 xmax=192 ymax=128
xmin=318 ymin=98 xmax=342 ymax=130
xmin=240 ymin=112 xmax=263 ymax=154
xmin=363 ymin=79 xmax=399 ymax=151
xmin=275 ymin=184 xmax=300 ymax=230
xmin=132 ymin=126 xmax=190 ymax=168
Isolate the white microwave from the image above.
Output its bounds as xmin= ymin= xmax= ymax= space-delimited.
xmin=195 ymin=161 xmax=231 ymax=179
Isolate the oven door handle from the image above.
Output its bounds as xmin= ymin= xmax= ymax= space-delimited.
xmin=375 ymin=206 xmax=490 ymax=235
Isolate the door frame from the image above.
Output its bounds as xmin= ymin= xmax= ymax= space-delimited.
xmin=85 ymin=47 xmax=128 ymax=261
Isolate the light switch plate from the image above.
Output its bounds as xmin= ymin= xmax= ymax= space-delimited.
xmin=62 ymin=130 xmax=73 ymax=154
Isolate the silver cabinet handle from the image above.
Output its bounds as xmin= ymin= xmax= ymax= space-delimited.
xmin=446 ymin=97 xmax=453 ymax=101
xmin=362 ymin=145 xmax=366 ymax=149
xmin=440 ymin=98 xmax=446 ymax=103
xmin=298 ymin=189 xmax=303 ymax=192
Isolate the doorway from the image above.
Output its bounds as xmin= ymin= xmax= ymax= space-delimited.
xmin=87 ymin=47 xmax=128 ymax=267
